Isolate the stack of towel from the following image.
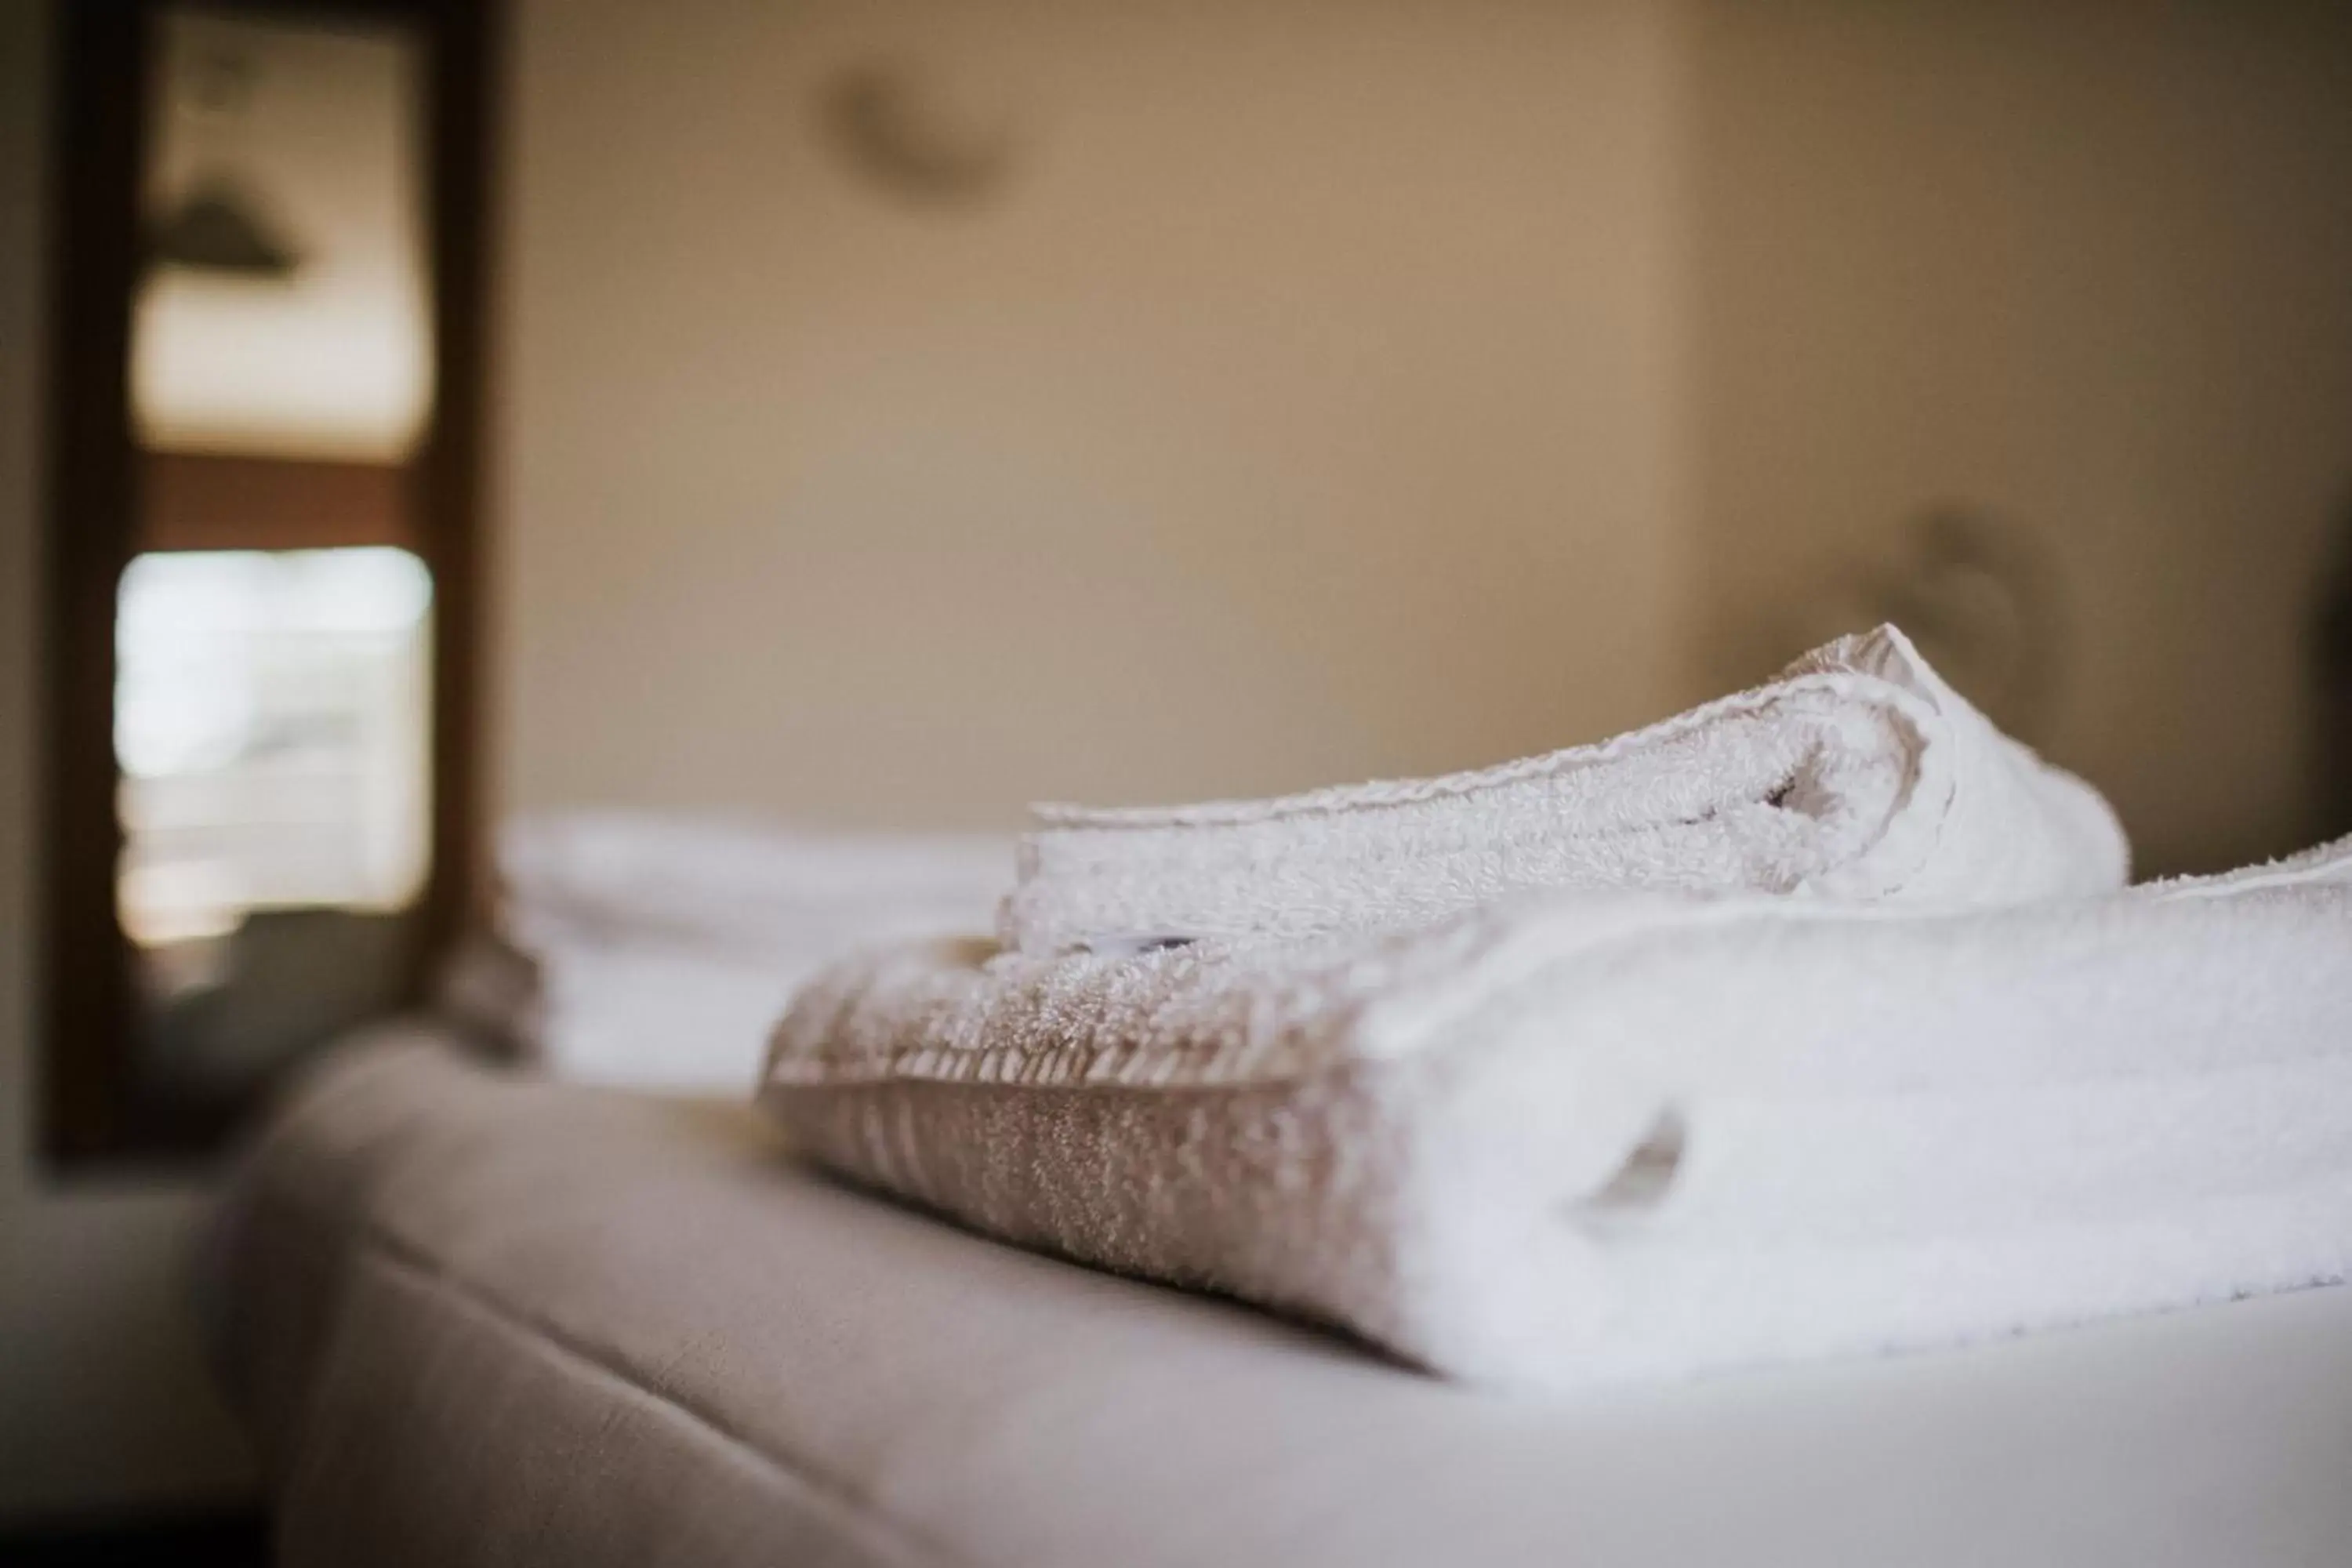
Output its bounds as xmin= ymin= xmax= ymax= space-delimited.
xmin=444 ymin=814 xmax=1010 ymax=1094
xmin=759 ymin=626 xmax=2352 ymax=1388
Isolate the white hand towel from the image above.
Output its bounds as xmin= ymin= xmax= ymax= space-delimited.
xmin=445 ymin=814 xmax=1012 ymax=1094
xmin=1003 ymin=624 xmax=2126 ymax=954
xmin=764 ymin=837 xmax=2352 ymax=1388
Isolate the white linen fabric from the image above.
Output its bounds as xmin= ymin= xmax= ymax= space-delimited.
xmin=765 ymin=837 xmax=2352 ymax=1388
xmin=500 ymin=813 xmax=1014 ymax=965
xmin=445 ymin=814 xmax=1012 ymax=1094
xmin=1004 ymin=625 xmax=2127 ymax=955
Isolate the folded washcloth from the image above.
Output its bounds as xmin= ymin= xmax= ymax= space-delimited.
xmin=764 ymin=836 xmax=2352 ymax=1388
xmin=442 ymin=814 xmax=1012 ymax=1094
xmin=1003 ymin=624 xmax=2127 ymax=955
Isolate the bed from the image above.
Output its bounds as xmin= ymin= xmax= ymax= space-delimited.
xmin=203 ymin=1024 xmax=2352 ymax=1568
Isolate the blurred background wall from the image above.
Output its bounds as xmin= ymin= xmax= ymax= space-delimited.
xmin=1690 ymin=0 xmax=2352 ymax=875
xmin=493 ymin=0 xmax=1700 ymax=825
xmin=493 ymin=0 xmax=2352 ymax=873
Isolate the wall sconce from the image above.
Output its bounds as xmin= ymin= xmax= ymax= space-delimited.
xmin=816 ymin=57 xmax=1019 ymax=209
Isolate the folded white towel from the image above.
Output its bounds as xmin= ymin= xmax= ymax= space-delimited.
xmin=1004 ymin=625 xmax=2127 ymax=954
xmin=764 ymin=836 xmax=2352 ymax=1388
xmin=447 ymin=941 xmax=818 ymax=1096
xmin=445 ymin=815 xmax=1012 ymax=1094
xmin=500 ymin=812 xmax=1014 ymax=966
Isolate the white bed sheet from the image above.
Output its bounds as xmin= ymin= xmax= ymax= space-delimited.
xmin=207 ymin=1026 xmax=2352 ymax=1568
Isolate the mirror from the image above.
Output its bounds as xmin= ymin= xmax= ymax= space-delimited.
xmin=115 ymin=5 xmax=437 ymax=1125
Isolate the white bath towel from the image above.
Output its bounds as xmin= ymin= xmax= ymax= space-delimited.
xmin=764 ymin=836 xmax=2352 ymax=1388
xmin=444 ymin=815 xmax=1012 ymax=1094
xmin=1004 ymin=625 xmax=2126 ymax=955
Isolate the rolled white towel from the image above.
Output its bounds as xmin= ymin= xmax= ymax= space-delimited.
xmin=1003 ymin=624 xmax=2127 ymax=955
xmin=764 ymin=836 xmax=2352 ymax=1389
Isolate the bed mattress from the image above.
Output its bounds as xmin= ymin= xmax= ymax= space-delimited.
xmin=203 ymin=1025 xmax=2352 ymax=1568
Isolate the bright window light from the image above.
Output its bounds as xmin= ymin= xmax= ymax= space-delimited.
xmin=114 ymin=546 xmax=433 ymax=946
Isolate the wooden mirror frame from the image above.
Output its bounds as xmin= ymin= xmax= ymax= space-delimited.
xmin=38 ymin=0 xmax=497 ymax=1164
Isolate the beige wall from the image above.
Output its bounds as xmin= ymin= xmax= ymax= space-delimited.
xmin=495 ymin=0 xmax=1697 ymax=828
xmin=0 ymin=0 xmax=256 ymax=1523
xmin=501 ymin=0 xmax=2352 ymax=869
xmin=1690 ymin=0 xmax=2352 ymax=873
